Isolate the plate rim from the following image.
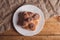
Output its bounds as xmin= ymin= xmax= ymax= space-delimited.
xmin=13 ymin=4 xmax=45 ymax=36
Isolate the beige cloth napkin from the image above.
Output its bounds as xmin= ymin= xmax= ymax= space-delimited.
xmin=0 ymin=0 xmax=60 ymax=33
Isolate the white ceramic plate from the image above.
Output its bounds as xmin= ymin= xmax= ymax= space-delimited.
xmin=13 ymin=5 xmax=45 ymax=36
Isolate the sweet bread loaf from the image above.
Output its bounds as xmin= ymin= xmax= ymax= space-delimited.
xmin=17 ymin=11 xmax=40 ymax=31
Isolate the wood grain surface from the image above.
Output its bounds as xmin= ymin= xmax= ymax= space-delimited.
xmin=0 ymin=0 xmax=60 ymax=40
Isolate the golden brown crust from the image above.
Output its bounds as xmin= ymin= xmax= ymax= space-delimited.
xmin=17 ymin=11 xmax=40 ymax=31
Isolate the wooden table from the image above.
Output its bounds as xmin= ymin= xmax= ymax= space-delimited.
xmin=0 ymin=0 xmax=60 ymax=40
